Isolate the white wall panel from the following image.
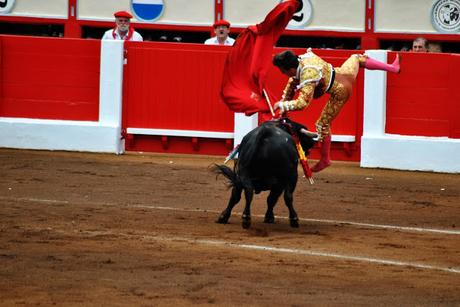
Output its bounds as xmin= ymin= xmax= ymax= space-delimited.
xmin=78 ymin=0 xmax=214 ymax=26
xmin=225 ymin=0 xmax=365 ymax=31
xmin=375 ymin=0 xmax=437 ymax=33
xmin=307 ymin=0 xmax=365 ymax=31
xmin=224 ymin=0 xmax=279 ymax=27
xmin=3 ymin=0 xmax=68 ymax=19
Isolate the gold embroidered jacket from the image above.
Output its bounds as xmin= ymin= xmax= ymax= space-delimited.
xmin=281 ymin=49 xmax=334 ymax=111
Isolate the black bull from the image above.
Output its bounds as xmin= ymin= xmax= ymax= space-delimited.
xmin=213 ymin=119 xmax=315 ymax=229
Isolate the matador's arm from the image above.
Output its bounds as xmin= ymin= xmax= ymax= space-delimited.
xmin=277 ymin=66 xmax=320 ymax=113
xmin=281 ymin=77 xmax=297 ymax=101
xmin=279 ymin=82 xmax=315 ymax=112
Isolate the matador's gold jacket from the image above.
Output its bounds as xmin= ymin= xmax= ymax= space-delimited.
xmin=280 ymin=49 xmax=334 ymax=111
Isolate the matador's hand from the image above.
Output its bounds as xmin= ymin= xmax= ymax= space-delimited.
xmin=274 ymin=101 xmax=285 ymax=114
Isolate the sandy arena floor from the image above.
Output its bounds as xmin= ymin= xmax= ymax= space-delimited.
xmin=0 ymin=148 xmax=459 ymax=306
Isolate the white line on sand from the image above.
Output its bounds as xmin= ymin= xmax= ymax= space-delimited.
xmin=132 ymin=204 xmax=460 ymax=236
xmin=2 ymin=196 xmax=459 ymax=235
xmin=192 ymin=238 xmax=460 ymax=274
xmin=78 ymin=230 xmax=460 ymax=275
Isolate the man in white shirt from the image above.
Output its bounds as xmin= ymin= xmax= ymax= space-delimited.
xmin=102 ymin=11 xmax=143 ymax=41
xmin=204 ymin=19 xmax=235 ymax=46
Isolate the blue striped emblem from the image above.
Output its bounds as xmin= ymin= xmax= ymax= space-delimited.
xmin=131 ymin=0 xmax=164 ymax=22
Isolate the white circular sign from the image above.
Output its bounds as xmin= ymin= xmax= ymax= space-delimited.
xmin=287 ymin=0 xmax=313 ymax=29
xmin=0 ymin=0 xmax=15 ymax=14
xmin=431 ymin=0 xmax=460 ymax=33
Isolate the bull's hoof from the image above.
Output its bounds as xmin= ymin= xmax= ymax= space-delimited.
xmin=264 ymin=216 xmax=275 ymax=224
xmin=242 ymin=215 xmax=251 ymax=229
xmin=216 ymin=214 xmax=229 ymax=224
xmin=290 ymin=217 xmax=299 ymax=228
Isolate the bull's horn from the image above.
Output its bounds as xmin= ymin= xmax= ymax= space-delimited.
xmin=300 ymin=128 xmax=318 ymax=138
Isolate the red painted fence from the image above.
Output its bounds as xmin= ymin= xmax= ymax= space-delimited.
xmin=1 ymin=35 xmax=459 ymax=159
xmin=0 ymin=35 xmax=100 ymax=121
xmin=123 ymin=43 xmax=364 ymax=159
xmin=124 ymin=42 xmax=233 ymax=132
xmin=386 ymin=52 xmax=460 ymax=138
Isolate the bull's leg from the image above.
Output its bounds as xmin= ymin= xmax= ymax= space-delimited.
xmin=216 ymin=186 xmax=242 ymax=224
xmin=283 ymin=188 xmax=299 ymax=228
xmin=264 ymin=188 xmax=283 ymax=224
xmin=242 ymin=187 xmax=254 ymax=229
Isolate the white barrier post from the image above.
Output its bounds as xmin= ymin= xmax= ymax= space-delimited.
xmin=234 ymin=113 xmax=258 ymax=147
xmin=360 ymin=50 xmax=460 ymax=173
xmin=99 ymin=39 xmax=125 ymax=154
xmin=362 ymin=50 xmax=387 ymax=137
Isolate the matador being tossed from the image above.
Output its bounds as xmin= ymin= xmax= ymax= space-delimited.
xmin=220 ymin=0 xmax=400 ymax=173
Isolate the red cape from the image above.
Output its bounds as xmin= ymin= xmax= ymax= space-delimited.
xmin=220 ymin=0 xmax=299 ymax=122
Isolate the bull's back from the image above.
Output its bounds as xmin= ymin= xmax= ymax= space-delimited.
xmin=237 ymin=122 xmax=298 ymax=187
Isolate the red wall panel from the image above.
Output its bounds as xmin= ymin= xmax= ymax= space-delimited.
xmin=447 ymin=54 xmax=460 ymax=138
xmin=123 ymin=44 xmax=364 ymax=158
xmin=386 ymin=52 xmax=459 ymax=138
xmin=0 ymin=35 xmax=100 ymax=121
xmin=124 ymin=42 xmax=234 ymax=132
xmin=124 ymin=44 xmax=362 ymax=136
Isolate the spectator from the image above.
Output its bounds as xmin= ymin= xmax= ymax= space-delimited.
xmin=102 ymin=11 xmax=143 ymax=41
xmin=412 ymin=37 xmax=427 ymax=52
xmin=400 ymin=45 xmax=411 ymax=52
xmin=204 ymin=19 xmax=235 ymax=45
xmin=428 ymin=42 xmax=443 ymax=53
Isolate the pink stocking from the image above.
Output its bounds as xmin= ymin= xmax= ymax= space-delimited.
xmin=364 ymin=54 xmax=400 ymax=73
xmin=312 ymin=135 xmax=331 ymax=173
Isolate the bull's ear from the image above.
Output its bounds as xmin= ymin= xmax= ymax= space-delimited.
xmin=300 ymin=128 xmax=317 ymax=138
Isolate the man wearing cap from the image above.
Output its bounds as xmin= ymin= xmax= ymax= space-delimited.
xmin=102 ymin=11 xmax=143 ymax=41
xmin=204 ymin=19 xmax=235 ymax=45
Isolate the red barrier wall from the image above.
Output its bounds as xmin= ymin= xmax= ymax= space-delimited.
xmin=123 ymin=42 xmax=236 ymax=155
xmin=124 ymin=42 xmax=233 ymax=132
xmin=2 ymin=36 xmax=457 ymax=159
xmin=0 ymin=35 xmax=100 ymax=121
xmin=386 ymin=52 xmax=460 ymax=138
xmin=124 ymin=44 xmax=363 ymax=159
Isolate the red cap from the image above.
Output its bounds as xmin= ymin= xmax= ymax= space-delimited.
xmin=213 ymin=19 xmax=230 ymax=28
xmin=114 ymin=11 xmax=133 ymax=19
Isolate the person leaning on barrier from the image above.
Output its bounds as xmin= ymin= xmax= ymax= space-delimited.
xmin=412 ymin=37 xmax=427 ymax=52
xmin=428 ymin=42 xmax=443 ymax=53
xmin=272 ymin=48 xmax=401 ymax=173
xmin=102 ymin=11 xmax=143 ymax=41
xmin=204 ymin=19 xmax=235 ymax=46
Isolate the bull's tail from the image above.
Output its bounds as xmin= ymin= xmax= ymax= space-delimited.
xmin=212 ymin=164 xmax=242 ymax=190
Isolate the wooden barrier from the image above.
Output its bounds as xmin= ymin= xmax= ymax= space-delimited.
xmin=0 ymin=36 xmax=100 ymax=121
xmin=122 ymin=43 xmax=362 ymax=158
xmin=0 ymin=35 xmax=459 ymax=171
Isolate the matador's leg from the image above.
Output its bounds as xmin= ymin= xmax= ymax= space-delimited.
xmin=312 ymin=80 xmax=350 ymax=173
xmin=356 ymin=53 xmax=400 ymax=73
xmin=315 ymin=79 xmax=351 ymax=140
xmin=335 ymin=54 xmax=361 ymax=81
